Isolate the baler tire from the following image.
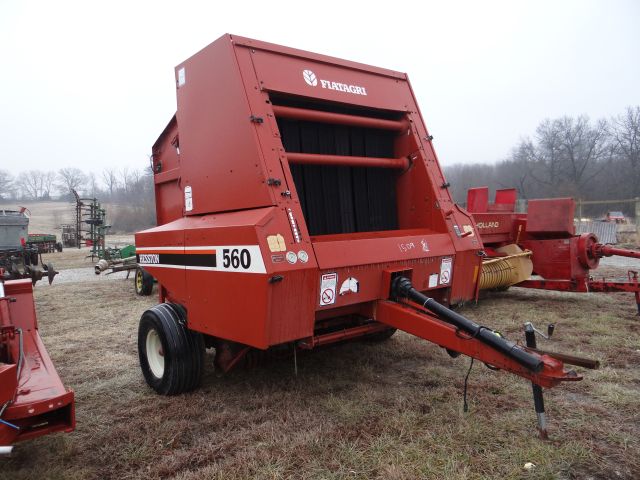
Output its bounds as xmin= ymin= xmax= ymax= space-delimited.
xmin=135 ymin=267 xmax=154 ymax=296
xmin=138 ymin=303 xmax=205 ymax=395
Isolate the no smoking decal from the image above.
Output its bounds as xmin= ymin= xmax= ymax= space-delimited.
xmin=440 ymin=257 xmax=453 ymax=285
xmin=319 ymin=272 xmax=338 ymax=306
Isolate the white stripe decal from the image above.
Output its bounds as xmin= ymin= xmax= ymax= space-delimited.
xmin=138 ymin=244 xmax=267 ymax=274
xmin=136 ymin=246 xmax=218 ymax=252
xmin=140 ymin=264 xmax=185 ymax=270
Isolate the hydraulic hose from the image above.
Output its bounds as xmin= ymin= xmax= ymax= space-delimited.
xmin=391 ymin=276 xmax=543 ymax=373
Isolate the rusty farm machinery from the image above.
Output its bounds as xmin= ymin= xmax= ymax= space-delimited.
xmin=467 ymin=187 xmax=640 ymax=314
xmin=133 ymin=34 xmax=598 ymax=438
xmin=0 ymin=208 xmax=58 ymax=285
xmin=64 ymin=188 xmax=110 ymax=258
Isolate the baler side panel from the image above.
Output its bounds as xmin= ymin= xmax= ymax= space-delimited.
xmin=394 ymin=134 xmax=446 ymax=231
xmin=521 ymin=238 xmax=588 ymax=281
xmin=266 ymin=269 xmax=317 ymax=345
xmin=152 ymin=117 xmax=183 ymax=226
xmin=252 ymin=214 xmax=319 ymax=345
xmin=186 ymin=271 xmax=269 ymax=348
xmin=175 ymin=35 xmax=275 ymax=216
xmin=527 ymin=198 xmax=575 ymax=237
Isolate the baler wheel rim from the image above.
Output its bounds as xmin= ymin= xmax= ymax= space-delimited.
xmin=146 ymin=328 xmax=165 ymax=378
xmin=135 ymin=267 xmax=154 ymax=296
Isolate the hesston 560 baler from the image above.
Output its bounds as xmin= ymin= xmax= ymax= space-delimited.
xmin=136 ymin=34 xmax=595 ymax=433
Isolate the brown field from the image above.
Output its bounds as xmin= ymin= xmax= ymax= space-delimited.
xmin=1 ymin=247 xmax=639 ymax=479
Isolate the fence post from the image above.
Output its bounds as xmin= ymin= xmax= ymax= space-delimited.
xmin=635 ymin=197 xmax=640 ymax=234
xmin=577 ymin=198 xmax=583 ymax=221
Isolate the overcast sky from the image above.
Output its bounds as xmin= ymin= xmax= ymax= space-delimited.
xmin=1 ymin=0 xmax=638 ymax=177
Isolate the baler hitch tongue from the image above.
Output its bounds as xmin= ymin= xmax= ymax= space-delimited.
xmin=384 ymin=276 xmax=587 ymax=388
xmin=391 ymin=276 xmax=542 ymax=372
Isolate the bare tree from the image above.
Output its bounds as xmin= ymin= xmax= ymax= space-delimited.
xmin=57 ymin=167 xmax=87 ymax=195
xmin=555 ymin=116 xmax=612 ymax=197
xmin=119 ymin=167 xmax=131 ymax=194
xmin=505 ymin=116 xmax=614 ymax=199
xmin=496 ymin=154 xmax=531 ymax=199
xmin=611 ymin=106 xmax=640 ymax=197
xmin=0 ymin=169 xmax=14 ymax=199
xmin=130 ymin=169 xmax=142 ymax=186
xmin=102 ymin=168 xmax=118 ymax=197
xmin=42 ymin=171 xmax=56 ymax=199
xmin=16 ymin=170 xmax=45 ymax=200
xmin=87 ymin=172 xmax=100 ymax=197
xmin=445 ymin=163 xmax=497 ymax=204
xmin=521 ymin=119 xmax=565 ymax=196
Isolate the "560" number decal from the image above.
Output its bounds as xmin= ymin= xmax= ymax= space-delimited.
xmin=216 ymin=245 xmax=265 ymax=273
xmin=222 ymin=248 xmax=251 ymax=269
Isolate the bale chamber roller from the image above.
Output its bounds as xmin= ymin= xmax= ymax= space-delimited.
xmin=136 ymin=35 xmax=592 ymax=429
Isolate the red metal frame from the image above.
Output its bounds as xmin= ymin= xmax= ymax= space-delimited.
xmin=271 ymin=105 xmax=409 ymax=131
xmin=376 ymin=300 xmax=578 ymax=388
xmin=0 ymin=278 xmax=75 ymax=446
xmin=286 ymin=152 xmax=409 ymax=169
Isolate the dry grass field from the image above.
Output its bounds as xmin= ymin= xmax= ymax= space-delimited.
xmin=1 ymin=246 xmax=639 ymax=479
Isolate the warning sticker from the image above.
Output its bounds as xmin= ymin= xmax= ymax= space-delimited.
xmin=184 ymin=186 xmax=193 ymax=212
xmin=319 ymin=272 xmax=338 ymax=306
xmin=428 ymin=273 xmax=439 ymax=288
xmin=440 ymin=257 xmax=453 ymax=285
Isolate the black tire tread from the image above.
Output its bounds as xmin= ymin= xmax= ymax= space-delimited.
xmin=138 ymin=303 xmax=204 ymax=395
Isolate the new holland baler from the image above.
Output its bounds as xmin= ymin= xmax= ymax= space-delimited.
xmin=467 ymin=187 xmax=640 ymax=313
xmin=136 ymin=36 xmax=592 ymax=431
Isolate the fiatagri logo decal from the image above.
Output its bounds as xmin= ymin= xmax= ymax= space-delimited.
xmin=302 ymin=69 xmax=367 ymax=96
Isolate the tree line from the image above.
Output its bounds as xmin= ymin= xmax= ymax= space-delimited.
xmin=444 ymin=106 xmax=640 ymax=216
xmin=0 ymin=166 xmax=152 ymax=202
xmin=2 ymin=106 xmax=638 ymax=224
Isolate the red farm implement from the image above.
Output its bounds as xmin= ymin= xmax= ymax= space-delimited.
xmin=135 ymin=34 xmax=596 ymax=436
xmin=0 ymin=276 xmax=75 ymax=451
xmin=467 ymin=186 xmax=640 ymax=314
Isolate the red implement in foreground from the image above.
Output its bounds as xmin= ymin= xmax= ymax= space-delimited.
xmin=467 ymin=186 xmax=640 ymax=314
xmin=135 ymin=35 xmax=595 ymax=436
xmin=0 ymin=277 xmax=75 ymax=448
